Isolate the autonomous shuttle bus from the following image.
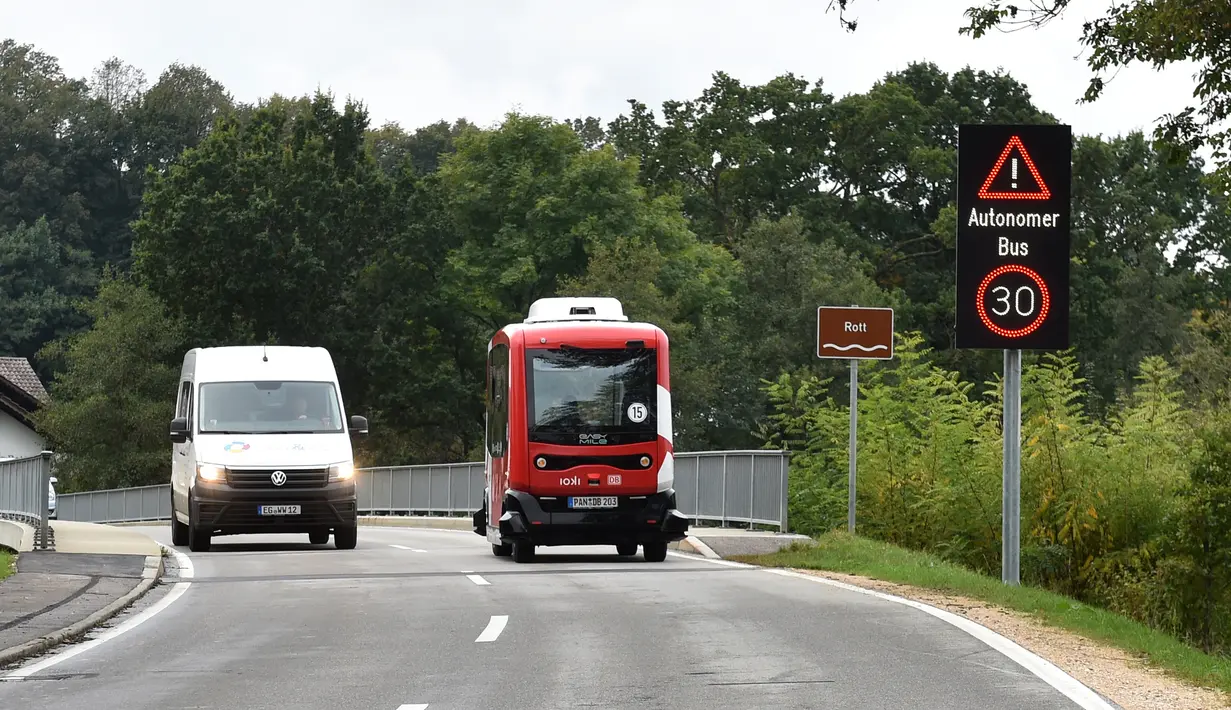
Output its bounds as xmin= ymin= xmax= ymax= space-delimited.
xmin=472 ymin=297 xmax=690 ymax=562
xmin=168 ymin=345 xmax=368 ymax=552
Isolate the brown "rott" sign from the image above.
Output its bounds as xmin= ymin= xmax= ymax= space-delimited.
xmin=816 ymin=306 xmax=895 ymax=360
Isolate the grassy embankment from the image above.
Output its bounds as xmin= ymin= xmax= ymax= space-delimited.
xmin=730 ymin=532 xmax=1231 ymax=695
xmin=0 ymin=549 xmax=13 ymax=582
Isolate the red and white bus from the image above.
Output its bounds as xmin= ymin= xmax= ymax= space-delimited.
xmin=471 ymin=297 xmax=690 ymax=562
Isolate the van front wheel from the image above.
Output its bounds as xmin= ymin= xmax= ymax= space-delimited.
xmin=171 ymin=506 xmax=189 ymax=547
xmin=334 ymin=524 xmax=358 ymax=550
xmin=187 ymin=495 xmax=211 ymax=552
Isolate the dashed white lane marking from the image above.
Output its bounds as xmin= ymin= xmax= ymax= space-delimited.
xmin=396 ymin=704 xmax=428 ymax=709
xmin=3 ymin=543 xmax=196 ymax=680
xmin=671 ymin=550 xmax=1116 ymax=710
xmin=475 ymin=615 xmax=508 ymax=643
xmin=465 ymin=574 xmax=491 ymax=586
xmin=389 ymin=544 xmax=427 ymax=552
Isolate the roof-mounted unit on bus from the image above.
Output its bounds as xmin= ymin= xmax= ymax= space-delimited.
xmin=524 ymin=297 xmax=628 ymax=323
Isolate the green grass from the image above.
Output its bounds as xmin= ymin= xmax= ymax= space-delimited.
xmin=731 ymin=532 xmax=1231 ymax=696
xmin=0 ymin=549 xmax=13 ymax=582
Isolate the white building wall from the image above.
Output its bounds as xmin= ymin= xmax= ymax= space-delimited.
xmin=0 ymin=410 xmax=46 ymax=459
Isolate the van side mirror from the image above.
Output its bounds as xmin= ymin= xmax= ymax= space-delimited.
xmin=349 ymin=415 xmax=369 ymax=436
xmin=169 ymin=417 xmax=190 ymax=443
xmin=49 ymin=476 xmax=58 ymax=485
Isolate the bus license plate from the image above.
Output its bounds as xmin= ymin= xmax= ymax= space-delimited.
xmin=258 ymin=505 xmax=301 ymax=516
xmin=568 ymin=496 xmax=617 ymax=509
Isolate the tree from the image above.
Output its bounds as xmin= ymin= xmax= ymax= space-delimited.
xmin=346 ymin=169 xmax=479 ymax=465
xmin=0 ymin=39 xmax=109 ymax=255
xmin=608 ymin=71 xmax=834 ymax=246
xmin=32 ymin=273 xmax=186 ymax=491
xmin=0 ymin=218 xmax=96 ymax=378
xmin=132 ymin=90 xmax=394 ymax=357
xmin=89 ymin=57 xmax=146 ymax=111
xmin=1067 ymin=131 xmax=1229 ymax=410
xmin=365 ymin=118 xmax=476 ymax=177
xmin=127 ymin=62 xmax=233 ymax=174
xmin=828 ymin=1 xmax=1231 ymax=193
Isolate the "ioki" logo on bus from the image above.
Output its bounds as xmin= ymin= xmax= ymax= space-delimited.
xmin=560 ymin=476 xmax=582 ymax=486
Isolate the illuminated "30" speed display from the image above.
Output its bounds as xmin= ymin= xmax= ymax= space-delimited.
xmin=976 ymin=264 xmax=1050 ymax=338
xmin=956 ymin=124 xmax=1071 ymax=350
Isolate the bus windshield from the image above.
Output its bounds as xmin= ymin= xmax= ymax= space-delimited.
xmin=198 ymin=380 xmax=344 ymax=434
xmin=526 ymin=347 xmax=658 ymax=445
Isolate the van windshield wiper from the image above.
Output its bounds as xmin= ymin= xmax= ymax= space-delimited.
xmin=200 ymin=430 xmax=313 ymax=435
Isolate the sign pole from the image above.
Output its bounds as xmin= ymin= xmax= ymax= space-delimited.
xmin=816 ymin=304 xmax=894 ymax=537
xmin=848 ymin=357 xmax=858 ymax=534
xmin=1001 ymin=348 xmax=1022 ymax=585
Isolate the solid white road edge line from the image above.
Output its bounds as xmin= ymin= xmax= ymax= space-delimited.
xmin=758 ymin=565 xmax=1116 ymax=710
xmin=665 ymin=550 xmax=752 ymax=568
xmin=475 ymin=615 xmax=508 ymax=643
xmin=466 ymin=574 xmax=491 ymax=586
xmin=2 ymin=543 xmax=196 ymax=681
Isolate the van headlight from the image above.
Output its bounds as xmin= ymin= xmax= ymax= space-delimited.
xmin=329 ymin=461 xmax=355 ymax=482
xmin=197 ymin=464 xmax=225 ymax=482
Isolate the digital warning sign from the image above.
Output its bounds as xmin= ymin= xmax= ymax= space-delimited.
xmin=956 ymin=123 xmax=1071 ymax=350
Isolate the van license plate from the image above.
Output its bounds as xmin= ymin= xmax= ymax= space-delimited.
xmin=568 ymin=496 xmax=617 ymax=509
xmin=258 ymin=505 xmax=301 ymax=516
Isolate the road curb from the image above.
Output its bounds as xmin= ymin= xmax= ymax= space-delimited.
xmin=683 ymin=534 xmax=722 ymax=558
xmin=0 ymin=553 xmax=164 ymax=669
xmin=358 ymin=516 xmax=473 ymax=531
xmin=668 ymin=538 xmax=696 ymax=554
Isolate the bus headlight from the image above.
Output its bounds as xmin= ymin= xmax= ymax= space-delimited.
xmin=197 ymin=464 xmax=225 ymax=482
xmin=535 ymin=456 xmax=547 ymax=469
xmin=640 ymin=456 xmax=651 ymax=468
xmin=329 ymin=461 xmax=355 ymax=481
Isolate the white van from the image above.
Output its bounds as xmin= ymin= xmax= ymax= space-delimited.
xmin=168 ymin=345 xmax=368 ymax=552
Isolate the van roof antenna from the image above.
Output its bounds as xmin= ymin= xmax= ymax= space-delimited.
xmin=262 ymin=343 xmax=268 ymax=362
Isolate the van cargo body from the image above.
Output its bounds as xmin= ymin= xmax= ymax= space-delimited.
xmin=472 ymin=297 xmax=689 ymax=562
xmin=168 ymin=345 xmax=369 ymax=551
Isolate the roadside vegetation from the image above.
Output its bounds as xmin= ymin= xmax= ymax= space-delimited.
xmin=0 ymin=549 xmax=13 ymax=582
xmin=732 ymin=532 xmax=1231 ymax=695
xmin=755 ymin=336 xmax=1231 ymax=660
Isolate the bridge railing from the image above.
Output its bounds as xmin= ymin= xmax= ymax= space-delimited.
xmin=52 ymin=449 xmax=791 ymax=531
xmin=0 ymin=451 xmax=54 ymax=549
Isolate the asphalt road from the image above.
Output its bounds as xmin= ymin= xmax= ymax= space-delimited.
xmin=0 ymin=524 xmax=1098 ymax=709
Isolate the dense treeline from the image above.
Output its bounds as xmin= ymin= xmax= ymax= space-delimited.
xmin=4 ymin=38 xmax=1231 ymax=654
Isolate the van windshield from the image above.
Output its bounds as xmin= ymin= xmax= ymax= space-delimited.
xmin=525 ymin=347 xmax=658 ymax=446
xmin=198 ymin=381 xmax=344 ymax=434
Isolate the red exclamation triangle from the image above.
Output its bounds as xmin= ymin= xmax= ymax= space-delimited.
xmin=978 ymin=135 xmax=1051 ymax=200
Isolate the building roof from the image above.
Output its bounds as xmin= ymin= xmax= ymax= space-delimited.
xmin=0 ymin=357 xmax=48 ymax=403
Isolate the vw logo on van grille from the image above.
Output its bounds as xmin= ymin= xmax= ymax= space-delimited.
xmin=270 ymin=470 xmax=287 ymax=486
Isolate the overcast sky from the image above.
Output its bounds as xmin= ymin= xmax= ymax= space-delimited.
xmin=1 ymin=0 xmax=1205 ymax=149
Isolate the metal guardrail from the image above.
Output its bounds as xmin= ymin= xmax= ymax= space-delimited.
xmin=0 ymin=451 xmax=54 ymax=549
xmin=54 ymin=449 xmax=791 ymax=531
